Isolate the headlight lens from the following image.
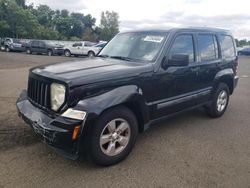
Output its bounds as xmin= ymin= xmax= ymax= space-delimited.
xmin=61 ymin=108 xmax=86 ymax=120
xmin=50 ymin=83 xmax=66 ymax=111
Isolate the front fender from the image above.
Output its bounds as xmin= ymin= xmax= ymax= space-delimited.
xmin=73 ymin=85 xmax=149 ymax=123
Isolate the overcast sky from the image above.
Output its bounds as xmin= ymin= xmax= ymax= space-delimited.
xmin=27 ymin=0 xmax=250 ymax=39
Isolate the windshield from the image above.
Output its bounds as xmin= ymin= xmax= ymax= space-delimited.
xmin=99 ymin=32 xmax=167 ymax=62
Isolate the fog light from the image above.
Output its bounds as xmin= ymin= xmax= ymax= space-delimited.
xmin=72 ymin=125 xmax=81 ymax=140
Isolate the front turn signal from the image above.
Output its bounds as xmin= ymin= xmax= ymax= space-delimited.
xmin=72 ymin=125 xmax=81 ymax=140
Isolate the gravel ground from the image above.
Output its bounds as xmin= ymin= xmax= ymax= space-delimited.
xmin=0 ymin=51 xmax=249 ymax=188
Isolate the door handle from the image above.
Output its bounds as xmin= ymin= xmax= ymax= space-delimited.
xmin=190 ymin=67 xmax=199 ymax=71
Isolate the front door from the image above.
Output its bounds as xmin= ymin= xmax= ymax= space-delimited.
xmin=38 ymin=41 xmax=46 ymax=54
xmin=31 ymin=41 xmax=39 ymax=52
xmin=152 ymin=33 xmax=201 ymax=119
xmin=71 ymin=43 xmax=84 ymax=55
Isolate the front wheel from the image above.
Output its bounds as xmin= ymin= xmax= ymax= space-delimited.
xmin=206 ymin=83 xmax=230 ymax=118
xmin=90 ymin=106 xmax=138 ymax=166
xmin=64 ymin=50 xmax=71 ymax=57
xmin=47 ymin=50 xmax=53 ymax=56
xmin=6 ymin=46 xmax=10 ymax=52
xmin=88 ymin=51 xmax=95 ymax=58
xmin=26 ymin=48 xmax=31 ymax=54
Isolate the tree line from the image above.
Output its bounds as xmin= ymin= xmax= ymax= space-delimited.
xmin=0 ymin=0 xmax=120 ymax=41
xmin=235 ymin=39 xmax=250 ymax=47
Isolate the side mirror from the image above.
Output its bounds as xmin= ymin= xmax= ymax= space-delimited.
xmin=162 ymin=54 xmax=189 ymax=69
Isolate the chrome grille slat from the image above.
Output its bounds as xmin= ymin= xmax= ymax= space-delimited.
xmin=27 ymin=77 xmax=50 ymax=109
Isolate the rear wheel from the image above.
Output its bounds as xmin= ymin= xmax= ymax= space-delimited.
xmin=90 ymin=106 xmax=138 ymax=166
xmin=64 ymin=50 xmax=71 ymax=57
xmin=206 ymin=83 xmax=229 ymax=118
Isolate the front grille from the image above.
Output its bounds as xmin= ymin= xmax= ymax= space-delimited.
xmin=27 ymin=77 xmax=50 ymax=108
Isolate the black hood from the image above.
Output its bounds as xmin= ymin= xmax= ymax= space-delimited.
xmin=31 ymin=57 xmax=154 ymax=88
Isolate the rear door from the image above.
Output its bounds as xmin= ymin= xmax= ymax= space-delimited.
xmin=196 ymin=33 xmax=221 ymax=99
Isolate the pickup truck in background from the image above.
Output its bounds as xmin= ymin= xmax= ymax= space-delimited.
xmin=3 ymin=38 xmax=26 ymax=52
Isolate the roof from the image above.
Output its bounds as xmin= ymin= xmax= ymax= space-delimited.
xmin=121 ymin=27 xmax=232 ymax=35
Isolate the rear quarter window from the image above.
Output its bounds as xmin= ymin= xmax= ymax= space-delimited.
xmin=220 ymin=35 xmax=236 ymax=58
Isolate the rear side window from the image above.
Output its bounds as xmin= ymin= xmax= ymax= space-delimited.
xmin=169 ymin=34 xmax=194 ymax=62
xmin=198 ymin=34 xmax=219 ymax=61
xmin=220 ymin=35 xmax=235 ymax=58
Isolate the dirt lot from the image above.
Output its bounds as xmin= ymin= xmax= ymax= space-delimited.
xmin=0 ymin=51 xmax=249 ymax=188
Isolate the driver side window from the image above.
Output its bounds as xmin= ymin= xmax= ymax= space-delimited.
xmin=169 ymin=34 xmax=194 ymax=63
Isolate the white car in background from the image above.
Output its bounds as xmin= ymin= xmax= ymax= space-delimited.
xmin=64 ymin=41 xmax=106 ymax=57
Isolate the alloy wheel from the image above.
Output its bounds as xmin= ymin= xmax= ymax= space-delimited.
xmin=217 ymin=90 xmax=228 ymax=112
xmin=99 ymin=118 xmax=131 ymax=156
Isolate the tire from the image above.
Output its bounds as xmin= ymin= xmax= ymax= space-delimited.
xmin=90 ymin=106 xmax=138 ymax=166
xmin=206 ymin=83 xmax=230 ymax=118
xmin=88 ymin=51 xmax=95 ymax=58
xmin=47 ymin=50 xmax=53 ymax=56
xmin=64 ymin=50 xmax=71 ymax=57
xmin=6 ymin=46 xmax=10 ymax=52
xmin=26 ymin=48 xmax=31 ymax=54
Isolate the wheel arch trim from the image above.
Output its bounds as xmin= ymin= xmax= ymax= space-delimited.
xmin=214 ymin=68 xmax=235 ymax=94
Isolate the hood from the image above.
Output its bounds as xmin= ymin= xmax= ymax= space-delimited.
xmin=31 ymin=57 xmax=154 ymax=87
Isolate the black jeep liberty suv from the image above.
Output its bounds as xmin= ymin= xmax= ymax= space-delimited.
xmin=17 ymin=28 xmax=239 ymax=166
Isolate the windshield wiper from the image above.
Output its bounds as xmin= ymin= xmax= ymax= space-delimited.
xmin=110 ymin=56 xmax=134 ymax=62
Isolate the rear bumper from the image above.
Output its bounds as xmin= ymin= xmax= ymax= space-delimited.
xmin=16 ymin=90 xmax=83 ymax=159
xmin=53 ymin=49 xmax=64 ymax=55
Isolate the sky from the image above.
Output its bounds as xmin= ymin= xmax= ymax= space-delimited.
xmin=26 ymin=0 xmax=250 ymax=39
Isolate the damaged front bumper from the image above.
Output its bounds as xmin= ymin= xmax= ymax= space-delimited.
xmin=16 ymin=90 xmax=84 ymax=160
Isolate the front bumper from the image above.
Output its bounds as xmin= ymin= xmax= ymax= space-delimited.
xmin=16 ymin=90 xmax=83 ymax=159
xmin=10 ymin=46 xmax=25 ymax=52
xmin=234 ymin=75 xmax=239 ymax=88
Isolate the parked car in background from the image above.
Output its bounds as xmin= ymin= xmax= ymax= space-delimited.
xmin=25 ymin=40 xmax=64 ymax=56
xmin=84 ymin=42 xmax=107 ymax=57
xmin=0 ymin=38 xmax=5 ymax=51
xmin=237 ymin=47 xmax=250 ymax=55
xmin=63 ymin=42 xmax=106 ymax=57
xmin=3 ymin=38 xmax=26 ymax=52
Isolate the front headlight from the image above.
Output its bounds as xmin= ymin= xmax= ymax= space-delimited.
xmin=50 ymin=83 xmax=66 ymax=111
xmin=61 ymin=108 xmax=86 ymax=120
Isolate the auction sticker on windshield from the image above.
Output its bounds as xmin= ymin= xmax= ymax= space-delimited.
xmin=144 ymin=36 xmax=164 ymax=43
